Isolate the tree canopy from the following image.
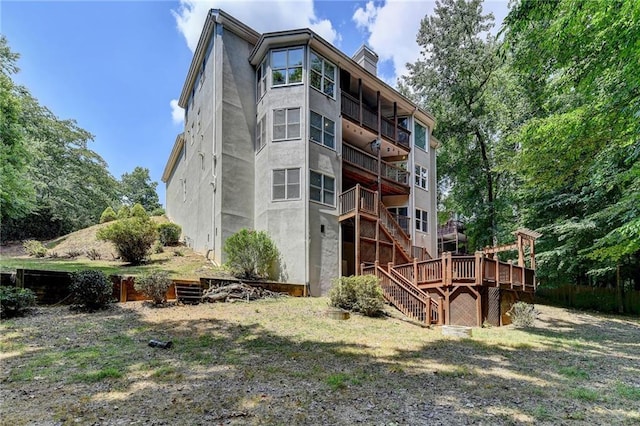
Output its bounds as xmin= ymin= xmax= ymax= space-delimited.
xmin=120 ymin=166 xmax=161 ymax=212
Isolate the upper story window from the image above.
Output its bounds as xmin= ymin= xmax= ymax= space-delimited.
xmin=414 ymin=122 xmax=428 ymax=151
xmin=256 ymin=115 xmax=267 ymax=152
xmin=416 ymin=209 xmax=428 ymax=233
xmin=272 ymin=47 xmax=303 ymax=86
xmin=310 ymin=111 xmax=335 ymax=149
xmin=273 ymin=107 xmax=300 ymax=141
xmin=310 ymin=51 xmax=336 ymax=97
xmin=273 ymin=168 xmax=300 ymax=201
xmin=257 ymin=58 xmax=267 ymax=100
xmin=310 ymin=171 xmax=335 ymax=206
xmin=415 ymin=164 xmax=428 ymax=190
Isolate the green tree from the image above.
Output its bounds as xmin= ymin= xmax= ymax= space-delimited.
xmin=503 ymin=0 xmax=640 ymax=293
xmin=120 ymin=166 xmax=161 ymax=212
xmin=401 ymin=0 xmax=520 ymax=249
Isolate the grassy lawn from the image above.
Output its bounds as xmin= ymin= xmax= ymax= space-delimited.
xmin=1 ymin=298 xmax=639 ymax=425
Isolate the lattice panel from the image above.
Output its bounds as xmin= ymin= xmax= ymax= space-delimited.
xmin=379 ymin=244 xmax=393 ymax=265
xmin=360 ymin=220 xmax=376 ymax=239
xmin=360 ymin=240 xmax=376 ymax=264
xmin=500 ymin=290 xmax=517 ymax=325
xmin=485 ymin=288 xmax=500 ymax=327
xmin=379 ymin=227 xmax=392 ymax=243
xmin=450 ymin=289 xmax=477 ymax=327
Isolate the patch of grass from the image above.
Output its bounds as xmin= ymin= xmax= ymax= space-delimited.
xmin=151 ymin=365 xmax=183 ymax=381
xmin=72 ymin=367 xmax=123 ymax=383
xmin=438 ymin=365 xmax=474 ymax=378
xmin=567 ymin=387 xmax=599 ymax=401
xmin=615 ymin=382 xmax=640 ymax=401
xmin=532 ymin=405 xmax=554 ymax=421
xmin=326 ymin=373 xmax=351 ymax=390
xmin=558 ymin=366 xmax=589 ymax=379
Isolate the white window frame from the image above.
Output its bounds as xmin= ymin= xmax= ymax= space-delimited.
xmin=415 ymin=209 xmax=428 ymax=233
xmin=310 ymin=51 xmax=336 ymax=98
xmin=271 ymin=47 xmax=304 ymax=87
xmin=415 ymin=164 xmax=428 ymax=190
xmin=272 ymin=168 xmax=301 ymax=201
xmin=310 ymin=171 xmax=335 ymax=207
xmin=309 ymin=111 xmax=335 ymax=149
xmin=256 ymin=115 xmax=267 ymax=152
xmin=273 ymin=107 xmax=301 ymax=141
xmin=256 ymin=58 xmax=267 ymax=100
xmin=414 ymin=121 xmax=428 ymax=152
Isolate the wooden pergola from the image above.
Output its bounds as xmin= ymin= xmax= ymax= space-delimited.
xmin=483 ymin=228 xmax=542 ymax=269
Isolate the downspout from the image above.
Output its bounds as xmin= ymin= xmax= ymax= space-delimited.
xmin=304 ymin=35 xmax=312 ymax=296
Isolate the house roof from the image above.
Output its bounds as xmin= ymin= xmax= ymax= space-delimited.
xmin=162 ymin=133 xmax=185 ymax=183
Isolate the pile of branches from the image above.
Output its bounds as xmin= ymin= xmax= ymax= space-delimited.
xmin=202 ymin=282 xmax=285 ymax=303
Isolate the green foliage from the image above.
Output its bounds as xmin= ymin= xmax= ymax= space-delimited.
xmin=329 ymin=275 xmax=384 ymax=317
xmin=152 ymin=240 xmax=164 ymax=254
xmin=130 ymin=203 xmax=148 ymax=219
xmin=117 ymin=206 xmax=131 ymax=220
xmin=99 ymin=206 xmax=117 ymax=223
xmin=119 ymin=166 xmax=161 ymax=212
xmin=96 ymin=217 xmax=157 ymax=264
xmin=22 ymin=240 xmax=47 ymax=258
xmin=134 ymin=270 xmax=172 ymax=305
xmin=223 ymin=229 xmax=279 ymax=279
xmin=157 ymin=223 xmax=182 ymax=246
xmin=508 ymin=301 xmax=537 ymax=328
xmin=0 ymin=286 xmax=36 ymax=318
xmin=150 ymin=207 xmax=165 ymax=217
xmin=69 ymin=270 xmax=113 ymax=310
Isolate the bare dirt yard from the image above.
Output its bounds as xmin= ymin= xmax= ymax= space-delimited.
xmin=1 ymin=299 xmax=638 ymax=425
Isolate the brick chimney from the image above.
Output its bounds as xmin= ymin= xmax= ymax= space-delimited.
xmin=352 ymin=45 xmax=378 ymax=76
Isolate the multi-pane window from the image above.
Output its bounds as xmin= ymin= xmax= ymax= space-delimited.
xmin=256 ymin=115 xmax=266 ymax=152
xmin=309 ymin=111 xmax=335 ymax=149
xmin=273 ymin=107 xmax=300 ymax=141
xmin=415 ymin=164 xmax=428 ymax=190
xmin=388 ymin=207 xmax=409 ymax=234
xmin=414 ymin=122 xmax=428 ymax=151
xmin=272 ymin=168 xmax=300 ymax=201
xmin=256 ymin=59 xmax=267 ymax=99
xmin=310 ymin=171 xmax=335 ymax=206
xmin=415 ymin=209 xmax=428 ymax=233
xmin=272 ymin=47 xmax=303 ymax=86
xmin=310 ymin=51 xmax=336 ymax=97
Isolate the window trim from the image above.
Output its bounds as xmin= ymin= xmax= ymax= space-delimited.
xmin=256 ymin=58 xmax=267 ymax=100
xmin=256 ymin=115 xmax=267 ymax=153
xmin=415 ymin=164 xmax=428 ymax=190
xmin=272 ymin=168 xmax=301 ymax=202
xmin=271 ymin=47 xmax=304 ymax=87
xmin=415 ymin=208 xmax=428 ymax=233
xmin=309 ymin=110 xmax=336 ymax=150
xmin=309 ymin=51 xmax=336 ymax=99
xmin=272 ymin=107 xmax=301 ymax=141
xmin=414 ymin=121 xmax=429 ymax=152
xmin=309 ymin=170 xmax=336 ymax=207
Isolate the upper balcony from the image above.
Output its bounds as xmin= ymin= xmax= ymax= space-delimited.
xmin=341 ymin=91 xmax=411 ymax=152
xmin=342 ymin=143 xmax=410 ymax=196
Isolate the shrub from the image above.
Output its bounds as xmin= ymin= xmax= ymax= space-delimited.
xmin=86 ymin=248 xmax=101 ymax=260
xmin=23 ymin=240 xmax=47 ymax=258
xmin=354 ymin=276 xmax=384 ymax=316
xmin=329 ymin=275 xmax=384 ymax=317
xmin=158 ymin=223 xmax=182 ymax=246
xmin=329 ymin=276 xmax=359 ymax=310
xmin=508 ymin=301 xmax=537 ymax=327
xmin=117 ymin=206 xmax=131 ymax=219
xmin=69 ymin=270 xmax=113 ymax=310
xmin=152 ymin=240 xmax=164 ymax=254
xmin=131 ymin=203 xmax=148 ymax=219
xmin=150 ymin=207 xmax=165 ymax=217
xmin=97 ymin=217 xmax=157 ymax=264
xmin=99 ymin=206 xmax=117 ymax=223
xmin=0 ymin=287 xmax=36 ymax=319
xmin=134 ymin=270 xmax=172 ymax=305
xmin=65 ymin=249 xmax=82 ymax=259
xmin=223 ymin=229 xmax=279 ymax=279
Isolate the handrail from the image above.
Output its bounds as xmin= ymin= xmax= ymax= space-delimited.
xmin=338 ymin=185 xmax=377 ymax=216
xmin=379 ymin=202 xmax=412 ymax=256
xmin=342 ymin=144 xmax=409 ymax=187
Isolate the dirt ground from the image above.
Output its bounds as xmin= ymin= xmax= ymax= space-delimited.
xmin=1 ymin=299 xmax=639 ymax=425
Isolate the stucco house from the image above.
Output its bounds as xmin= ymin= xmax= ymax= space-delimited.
xmin=162 ymin=10 xmax=438 ymax=297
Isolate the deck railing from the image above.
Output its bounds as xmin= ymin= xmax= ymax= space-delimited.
xmin=339 ymin=185 xmax=378 ymax=217
xmin=379 ymin=203 xmax=412 ymax=256
xmin=342 ymin=144 xmax=409 ymax=187
xmin=341 ymin=91 xmax=411 ymax=150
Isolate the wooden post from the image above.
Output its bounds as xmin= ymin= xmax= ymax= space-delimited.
xmin=355 ymin=188 xmax=361 ymax=275
xmin=413 ymin=257 xmax=418 ymax=287
xmin=16 ymin=269 xmax=25 ymax=288
xmin=388 ymin=262 xmax=394 ymax=274
xmin=517 ymin=233 xmax=524 ymax=267
xmin=530 ymin=239 xmax=536 ymax=270
xmin=425 ymin=295 xmax=430 ymax=325
xmin=358 ymin=78 xmax=363 ymax=126
xmin=474 ymin=251 xmax=483 ymax=286
xmin=393 ymin=102 xmax=398 ymax=143
xmin=438 ymin=296 xmax=445 ymax=325
xmin=509 ymin=263 xmax=514 ymax=290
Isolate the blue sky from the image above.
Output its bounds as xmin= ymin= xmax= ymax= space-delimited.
xmin=2 ymin=0 xmax=508 ymax=206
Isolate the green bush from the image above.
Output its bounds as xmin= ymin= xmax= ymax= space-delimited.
xmin=329 ymin=276 xmax=359 ymax=310
xmin=96 ymin=217 xmax=157 ymax=264
xmin=508 ymin=301 xmax=537 ymax=327
xmin=69 ymin=270 xmax=113 ymax=310
xmin=158 ymin=223 xmax=182 ymax=246
xmin=131 ymin=203 xmax=148 ymax=219
xmin=99 ymin=207 xmax=117 ymax=223
xmin=23 ymin=240 xmax=47 ymax=258
xmin=223 ymin=229 xmax=279 ymax=279
xmin=134 ymin=270 xmax=172 ymax=305
xmin=152 ymin=240 xmax=164 ymax=254
xmin=329 ymin=275 xmax=384 ymax=317
xmin=117 ymin=206 xmax=131 ymax=219
xmin=150 ymin=207 xmax=165 ymax=217
xmin=0 ymin=286 xmax=36 ymax=319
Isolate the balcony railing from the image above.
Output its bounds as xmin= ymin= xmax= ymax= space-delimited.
xmin=342 ymin=144 xmax=409 ymax=187
xmin=341 ymin=91 xmax=411 ymax=150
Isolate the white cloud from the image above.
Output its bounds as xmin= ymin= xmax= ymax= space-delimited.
xmin=170 ymin=99 xmax=184 ymax=125
xmin=352 ymin=0 xmax=434 ymax=86
xmin=171 ymin=0 xmax=341 ymax=53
